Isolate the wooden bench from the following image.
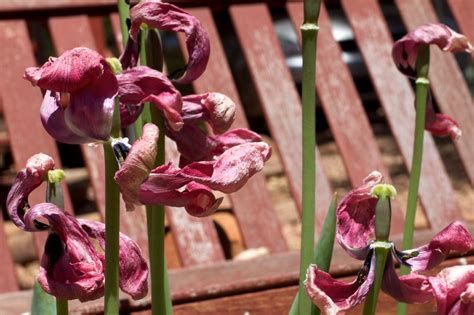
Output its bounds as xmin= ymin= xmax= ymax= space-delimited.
xmin=0 ymin=0 xmax=472 ymax=313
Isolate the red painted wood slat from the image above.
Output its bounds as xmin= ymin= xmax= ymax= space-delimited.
xmin=185 ymin=7 xmax=287 ymax=252
xmin=0 ymin=20 xmax=74 ymax=255
xmin=0 ymin=216 xmax=19 ymax=292
xmin=339 ymin=0 xmax=461 ymax=229
xmin=447 ymin=0 xmax=474 ymax=44
xmin=395 ymin=0 xmax=474 ymax=185
xmin=229 ymin=4 xmax=333 ymax=228
xmin=286 ymin=4 xmax=404 ymax=234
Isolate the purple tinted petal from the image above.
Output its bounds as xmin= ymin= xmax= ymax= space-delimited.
xmin=40 ymin=91 xmax=96 ymax=144
xmin=336 ymin=171 xmax=382 ymax=259
xmin=6 ymin=154 xmax=55 ymax=230
xmin=120 ymin=103 xmax=144 ymax=127
xmin=79 ymin=220 xmax=149 ymax=300
xmin=182 ymin=93 xmax=236 ymax=134
xmin=25 ymin=204 xmax=105 ymax=301
xmin=392 ymin=23 xmax=473 ymax=78
xmin=119 ymin=38 xmax=139 ymax=70
xmin=130 ymin=1 xmax=210 ymax=83
xmin=24 ymin=47 xmax=106 ymax=93
xmin=115 ymin=123 xmax=159 ymax=211
xmin=117 ymin=66 xmax=183 ymax=130
xmin=304 ymin=256 xmax=375 ymax=314
xmin=180 ymin=142 xmax=272 ymax=193
xmin=428 ymin=265 xmax=474 ymax=315
xmin=405 ymin=221 xmax=473 ymax=272
xmin=381 ymin=255 xmax=433 ymax=304
xmin=424 ymin=91 xmax=462 ymax=140
xmin=65 ymin=67 xmax=117 ymax=142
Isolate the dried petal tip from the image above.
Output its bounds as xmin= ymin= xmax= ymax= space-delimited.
xmin=201 ymin=93 xmax=236 ymax=134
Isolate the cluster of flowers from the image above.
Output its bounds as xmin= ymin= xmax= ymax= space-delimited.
xmin=304 ymin=24 xmax=474 ymax=315
xmin=8 ymin=0 xmax=271 ymax=302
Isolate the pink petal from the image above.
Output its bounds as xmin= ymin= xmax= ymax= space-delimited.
xmin=24 ymin=47 xmax=106 ymax=93
xmin=428 ymin=265 xmax=474 ymax=315
xmin=304 ymin=257 xmax=375 ymax=315
xmin=117 ymin=66 xmax=183 ymax=130
xmin=392 ymin=23 xmax=473 ymax=78
xmin=129 ymin=0 xmax=210 ymax=83
xmin=336 ymin=171 xmax=382 ymax=259
xmin=115 ymin=123 xmax=159 ymax=211
xmin=405 ymin=221 xmax=473 ymax=272
xmin=79 ymin=220 xmax=149 ymax=300
xmin=381 ymin=255 xmax=433 ymax=304
xmin=25 ymin=204 xmax=105 ymax=301
xmin=120 ymin=103 xmax=144 ymax=127
xmin=6 ymin=153 xmax=56 ymax=230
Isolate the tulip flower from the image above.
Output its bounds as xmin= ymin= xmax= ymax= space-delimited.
xmin=7 ymin=153 xmax=148 ymax=301
xmin=121 ymin=0 xmax=210 ymax=84
xmin=24 ymin=48 xmax=118 ymax=144
xmin=392 ymin=23 xmax=473 ymax=140
xmin=304 ymin=171 xmax=473 ymax=315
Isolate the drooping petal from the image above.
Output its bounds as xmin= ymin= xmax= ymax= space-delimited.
xmin=428 ymin=265 xmax=474 ymax=315
xmin=40 ymin=91 xmax=97 ymax=144
xmin=336 ymin=171 xmax=382 ymax=259
xmin=24 ymin=204 xmax=105 ymax=301
xmin=6 ymin=153 xmax=55 ymax=230
xmin=119 ymin=38 xmax=140 ymax=70
xmin=24 ymin=47 xmax=106 ymax=93
xmin=179 ymin=142 xmax=272 ymax=193
xmin=403 ymin=221 xmax=473 ymax=272
xmin=422 ymin=91 xmax=462 ymax=140
xmin=381 ymin=255 xmax=433 ymax=304
xmin=117 ymin=66 xmax=183 ymax=130
xmin=129 ymin=0 xmax=210 ymax=83
xmin=120 ymin=103 xmax=144 ymax=127
xmin=392 ymin=23 xmax=473 ymax=78
xmin=182 ymin=93 xmax=236 ymax=134
xmin=115 ymin=123 xmax=159 ymax=211
xmin=304 ymin=255 xmax=376 ymax=315
xmin=65 ymin=68 xmax=117 ymax=142
xmin=79 ymin=220 xmax=149 ymax=300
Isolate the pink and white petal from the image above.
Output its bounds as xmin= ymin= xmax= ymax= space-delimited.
xmin=115 ymin=123 xmax=159 ymax=211
xmin=405 ymin=221 xmax=473 ymax=272
xmin=129 ymin=1 xmax=210 ymax=83
xmin=24 ymin=47 xmax=105 ymax=93
xmin=79 ymin=219 xmax=149 ymax=300
xmin=304 ymin=258 xmax=375 ymax=315
xmin=6 ymin=154 xmax=56 ymax=230
xmin=336 ymin=171 xmax=382 ymax=259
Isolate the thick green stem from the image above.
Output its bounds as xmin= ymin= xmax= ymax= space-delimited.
xmin=104 ymin=101 xmax=121 ymax=315
xmin=397 ymin=46 xmax=430 ymax=315
xmin=363 ymin=243 xmax=391 ymax=315
xmin=117 ymin=0 xmax=129 ymax=46
xmin=298 ymin=1 xmax=322 ymax=315
xmin=55 ymin=299 xmax=68 ymax=315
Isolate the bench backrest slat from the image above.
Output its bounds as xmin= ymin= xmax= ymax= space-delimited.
xmin=447 ymin=0 xmax=474 ymax=43
xmin=395 ymin=0 xmax=474 ymax=185
xmin=0 ymin=216 xmax=18 ymax=292
xmin=230 ymin=4 xmax=333 ymax=225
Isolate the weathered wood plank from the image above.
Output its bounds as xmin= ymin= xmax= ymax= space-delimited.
xmin=286 ymin=3 xmax=404 ymax=234
xmin=0 ymin=19 xmax=74 ymax=255
xmin=183 ymin=7 xmax=288 ymax=252
xmin=0 ymin=216 xmax=19 ymax=293
xmin=339 ymin=0 xmax=461 ymax=230
xmin=447 ymin=0 xmax=474 ymax=44
xmin=395 ymin=0 xmax=474 ymax=185
xmin=229 ymin=4 xmax=333 ymax=228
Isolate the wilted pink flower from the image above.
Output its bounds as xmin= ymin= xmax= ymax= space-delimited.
xmin=7 ymin=153 xmax=148 ymax=301
xmin=24 ymin=48 xmax=117 ymax=144
xmin=122 ymin=0 xmax=210 ymax=83
xmin=392 ymin=23 xmax=472 ymax=140
xmin=117 ymin=66 xmax=183 ymax=130
xmin=305 ymin=171 xmax=473 ymax=314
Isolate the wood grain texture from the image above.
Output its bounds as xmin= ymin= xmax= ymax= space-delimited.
xmin=286 ymin=3 xmax=404 ymax=234
xmin=184 ymin=7 xmax=288 ymax=252
xmin=230 ymin=4 xmax=333 ymax=227
xmin=447 ymin=0 xmax=474 ymax=44
xmin=0 ymin=19 xmax=74 ymax=255
xmin=339 ymin=0 xmax=461 ymax=230
xmin=0 ymin=216 xmax=19 ymax=292
xmin=395 ymin=0 xmax=474 ymax=185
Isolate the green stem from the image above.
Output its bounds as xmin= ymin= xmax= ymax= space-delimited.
xmin=104 ymin=101 xmax=121 ymax=315
xmin=298 ymin=1 xmax=322 ymax=315
xmin=117 ymin=0 xmax=129 ymax=47
xmin=397 ymin=46 xmax=430 ymax=315
xmin=55 ymin=299 xmax=68 ymax=315
xmin=362 ymin=243 xmax=391 ymax=315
